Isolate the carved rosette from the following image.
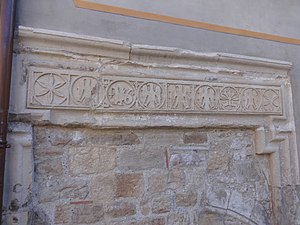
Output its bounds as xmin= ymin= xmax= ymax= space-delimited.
xmin=28 ymin=68 xmax=283 ymax=115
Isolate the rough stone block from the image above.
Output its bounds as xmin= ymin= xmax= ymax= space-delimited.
xmin=228 ymin=190 xmax=255 ymax=219
xmin=176 ymin=190 xmax=197 ymax=207
xmin=105 ymin=201 xmax=136 ymax=218
xmin=144 ymin=132 xmax=183 ymax=146
xmin=140 ymin=200 xmax=151 ymax=216
xmin=168 ymin=169 xmax=186 ymax=189
xmin=54 ymin=204 xmax=71 ymax=224
xmin=115 ymin=173 xmax=144 ymax=198
xmin=118 ymin=146 xmax=165 ymax=170
xmin=89 ymin=131 xmax=140 ymax=146
xmin=148 ymin=171 xmax=168 ymax=193
xmin=207 ymin=186 xmax=230 ymax=209
xmin=69 ymin=147 xmax=116 ymax=175
xmin=71 ymin=204 xmax=104 ymax=224
xmin=38 ymin=178 xmax=89 ymax=203
xmin=167 ymin=212 xmax=189 ymax=225
xmin=207 ymin=150 xmax=230 ymax=172
xmin=152 ymin=197 xmax=172 ymax=214
xmin=91 ymin=173 xmax=116 ymax=203
xmin=170 ymin=152 xmax=206 ymax=168
xmin=197 ymin=211 xmax=224 ymax=225
xmin=183 ymin=132 xmax=208 ymax=144
xmin=130 ymin=218 xmax=165 ymax=225
xmin=110 ymin=217 xmax=165 ymax=225
xmin=35 ymin=158 xmax=63 ymax=176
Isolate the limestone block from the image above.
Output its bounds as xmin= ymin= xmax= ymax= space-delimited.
xmin=35 ymin=157 xmax=63 ymax=176
xmin=109 ymin=217 xmax=165 ymax=225
xmin=228 ymin=190 xmax=255 ymax=219
xmin=91 ymin=173 xmax=116 ymax=203
xmin=170 ymin=152 xmax=206 ymax=168
xmin=54 ymin=203 xmax=71 ymax=224
xmin=183 ymin=132 xmax=208 ymax=144
xmin=69 ymin=146 xmax=116 ymax=175
xmin=88 ymin=132 xmax=140 ymax=146
xmin=118 ymin=146 xmax=165 ymax=170
xmin=207 ymin=186 xmax=230 ymax=209
xmin=148 ymin=170 xmax=168 ymax=193
xmin=105 ymin=201 xmax=136 ymax=218
xmin=115 ymin=173 xmax=144 ymax=198
xmin=167 ymin=212 xmax=189 ymax=225
xmin=152 ymin=196 xmax=173 ymax=214
xmin=71 ymin=204 xmax=104 ymax=224
xmin=175 ymin=190 xmax=197 ymax=207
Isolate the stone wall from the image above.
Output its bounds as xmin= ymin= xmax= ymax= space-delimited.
xmin=3 ymin=27 xmax=300 ymax=225
xmin=32 ymin=126 xmax=271 ymax=225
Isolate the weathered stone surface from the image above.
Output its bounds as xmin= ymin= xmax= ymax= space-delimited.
xmin=176 ymin=190 xmax=197 ymax=207
xmin=167 ymin=212 xmax=189 ymax=225
xmin=118 ymin=146 xmax=165 ymax=170
xmin=148 ymin=171 xmax=168 ymax=193
xmin=197 ymin=211 xmax=224 ymax=225
xmin=30 ymin=127 xmax=289 ymax=225
xmin=54 ymin=204 xmax=71 ymax=224
xmin=37 ymin=178 xmax=89 ymax=203
xmin=115 ymin=173 xmax=144 ymax=198
xmin=144 ymin=132 xmax=183 ymax=146
xmin=152 ymin=197 xmax=173 ymax=214
xmin=110 ymin=217 xmax=165 ymax=225
xmin=105 ymin=201 xmax=136 ymax=218
xmin=250 ymin=202 xmax=271 ymax=225
xmin=168 ymin=169 xmax=186 ymax=189
xmin=140 ymin=199 xmax=151 ymax=216
xmin=146 ymin=168 xmax=187 ymax=196
xmin=35 ymin=158 xmax=63 ymax=176
xmin=207 ymin=150 xmax=230 ymax=172
xmin=71 ymin=204 xmax=104 ymax=224
xmin=183 ymin=131 xmax=208 ymax=144
xmin=91 ymin=173 xmax=116 ymax=203
xmin=69 ymin=147 xmax=116 ymax=175
xmin=89 ymin=132 xmax=140 ymax=146
xmin=228 ymin=190 xmax=255 ymax=219
xmin=170 ymin=152 xmax=206 ymax=168
xmin=207 ymin=186 xmax=230 ymax=209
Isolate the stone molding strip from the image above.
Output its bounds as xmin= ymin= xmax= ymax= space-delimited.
xmin=27 ymin=67 xmax=283 ymax=115
xmin=18 ymin=26 xmax=292 ymax=70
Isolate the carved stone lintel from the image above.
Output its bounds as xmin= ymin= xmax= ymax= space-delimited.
xmin=27 ymin=67 xmax=283 ymax=115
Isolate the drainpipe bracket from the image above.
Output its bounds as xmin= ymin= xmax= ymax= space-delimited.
xmin=0 ymin=141 xmax=11 ymax=149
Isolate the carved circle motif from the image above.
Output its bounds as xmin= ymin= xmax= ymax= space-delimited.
xmin=241 ymin=88 xmax=261 ymax=111
xmin=262 ymin=89 xmax=280 ymax=112
xmin=194 ymin=85 xmax=217 ymax=111
xmin=138 ymin=82 xmax=164 ymax=109
xmin=219 ymin=87 xmax=240 ymax=111
xmin=107 ymin=81 xmax=136 ymax=108
xmin=34 ymin=73 xmax=67 ymax=105
xmin=71 ymin=76 xmax=103 ymax=107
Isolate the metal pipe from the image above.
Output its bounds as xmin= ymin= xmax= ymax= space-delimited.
xmin=0 ymin=0 xmax=16 ymax=221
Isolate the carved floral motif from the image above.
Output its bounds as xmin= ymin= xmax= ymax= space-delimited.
xmin=28 ymin=68 xmax=283 ymax=114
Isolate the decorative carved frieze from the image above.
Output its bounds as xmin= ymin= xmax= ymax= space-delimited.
xmin=27 ymin=67 xmax=282 ymax=115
